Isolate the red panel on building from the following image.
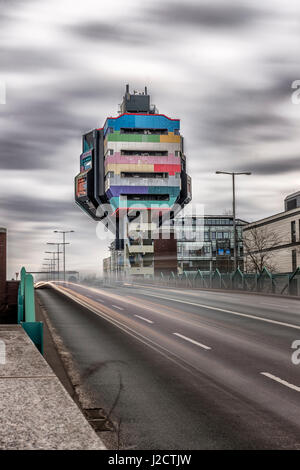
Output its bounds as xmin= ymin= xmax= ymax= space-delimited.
xmin=153 ymin=164 xmax=181 ymax=176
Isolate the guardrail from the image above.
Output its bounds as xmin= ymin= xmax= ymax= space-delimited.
xmin=17 ymin=267 xmax=43 ymax=354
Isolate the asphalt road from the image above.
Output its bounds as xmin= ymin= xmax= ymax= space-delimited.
xmin=37 ymin=282 xmax=300 ymax=450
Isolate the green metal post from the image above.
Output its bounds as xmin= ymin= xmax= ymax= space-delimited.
xmin=18 ymin=267 xmax=44 ymax=354
xmin=24 ymin=273 xmax=35 ymax=322
xmin=17 ymin=267 xmax=27 ymax=323
xmin=20 ymin=267 xmax=26 ymax=296
xmin=17 ymin=287 xmax=24 ymax=323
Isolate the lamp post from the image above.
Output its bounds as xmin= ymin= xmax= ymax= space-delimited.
xmin=54 ymin=230 xmax=74 ymax=281
xmin=45 ymin=250 xmax=62 ymax=280
xmin=45 ymin=252 xmax=56 ymax=280
xmin=43 ymin=257 xmax=54 ymax=280
xmin=46 ymin=243 xmax=65 ymax=281
xmin=215 ymin=171 xmax=251 ymax=271
xmin=42 ymin=263 xmax=51 ymax=281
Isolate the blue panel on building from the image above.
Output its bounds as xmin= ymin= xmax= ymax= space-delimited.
xmin=104 ymin=114 xmax=180 ymax=134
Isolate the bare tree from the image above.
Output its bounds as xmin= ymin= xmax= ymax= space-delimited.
xmin=242 ymin=226 xmax=284 ymax=274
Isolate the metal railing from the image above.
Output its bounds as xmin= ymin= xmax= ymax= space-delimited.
xmin=17 ymin=267 xmax=43 ymax=353
xmin=141 ymin=267 xmax=300 ymax=297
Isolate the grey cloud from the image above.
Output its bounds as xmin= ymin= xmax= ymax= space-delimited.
xmin=0 ymin=138 xmax=49 ymax=170
xmin=0 ymin=0 xmax=38 ymax=25
xmin=57 ymin=79 xmax=120 ymax=104
xmin=0 ymin=77 xmax=129 ymax=171
xmin=0 ymin=47 xmax=67 ymax=72
xmin=0 ymin=194 xmax=78 ymax=222
xmin=0 ymin=103 xmax=83 ymax=170
xmin=237 ymin=156 xmax=300 ymax=176
xmin=0 ymin=86 xmax=105 ymax=170
xmin=186 ymin=79 xmax=295 ymax=149
xmin=147 ymin=1 xmax=268 ymax=29
xmin=68 ymin=21 xmax=152 ymax=45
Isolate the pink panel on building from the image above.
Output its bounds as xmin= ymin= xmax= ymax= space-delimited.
xmin=105 ymin=154 xmax=181 ymax=165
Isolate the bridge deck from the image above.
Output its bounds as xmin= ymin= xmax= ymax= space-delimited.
xmin=0 ymin=325 xmax=105 ymax=450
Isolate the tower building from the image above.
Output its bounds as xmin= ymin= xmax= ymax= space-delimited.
xmin=75 ymin=85 xmax=191 ymax=277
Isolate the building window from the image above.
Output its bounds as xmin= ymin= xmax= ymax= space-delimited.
xmin=121 ymin=150 xmax=168 ymax=156
xmin=211 ymin=231 xmax=216 ymax=240
xmin=291 ymin=221 xmax=296 ymax=243
xmin=204 ymin=232 xmax=210 ymax=241
xmin=287 ymin=199 xmax=297 ymax=211
xmin=121 ymin=172 xmax=167 ymax=179
xmin=292 ymin=249 xmax=297 ymax=271
xmin=120 ymin=128 xmax=168 ymax=135
xmin=217 ymin=232 xmax=223 ymax=239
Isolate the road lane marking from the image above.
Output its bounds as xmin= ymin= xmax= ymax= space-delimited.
xmin=141 ymin=293 xmax=300 ymax=331
xmin=173 ymin=332 xmax=211 ymax=350
xmin=259 ymin=301 xmax=295 ymax=309
xmin=76 ymin=292 xmax=106 ymax=303
xmin=112 ymin=305 xmax=124 ymax=310
xmin=134 ymin=315 xmax=153 ymax=324
xmin=261 ymin=372 xmax=300 ymax=392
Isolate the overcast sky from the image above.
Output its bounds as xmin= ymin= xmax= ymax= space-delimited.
xmin=1 ymin=0 xmax=300 ymax=278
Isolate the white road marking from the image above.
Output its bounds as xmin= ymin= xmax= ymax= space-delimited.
xmin=84 ymin=294 xmax=104 ymax=303
xmin=112 ymin=304 xmax=124 ymax=310
xmin=173 ymin=332 xmax=211 ymax=350
xmin=261 ymin=372 xmax=300 ymax=392
xmin=134 ymin=315 xmax=153 ymax=324
xmin=142 ymin=293 xmax=300 ymax=331
xmin=259 ymin=301 xmax=292 ymax=309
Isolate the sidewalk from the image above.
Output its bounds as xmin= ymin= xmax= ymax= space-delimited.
xmin=0 ymin=324 xmax=106 ymax=450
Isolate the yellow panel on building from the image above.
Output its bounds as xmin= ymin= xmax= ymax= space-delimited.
xmin=160 ymin=132 xmax=181 ymax=143
xmin=105 ymin=163 xmax=154 ymax=175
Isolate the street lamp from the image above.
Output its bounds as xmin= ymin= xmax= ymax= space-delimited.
xmin=42 ymin=263 xmax=51 ymax=281
xmin=53 ymin=230 xmax=74 ymax=281
xmin=46 ymin=243 xmax=65 ymax=281
xmin=44 ymin=257 xmax=54 ymax=279
xmin=215 ymin=171 xmax=252 ymax=271
xmin=45 ymin=250 xmax=62 ymax=280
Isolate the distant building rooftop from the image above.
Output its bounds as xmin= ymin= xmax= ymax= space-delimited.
xmin=284 ymin=191 xmax=300 ymax=211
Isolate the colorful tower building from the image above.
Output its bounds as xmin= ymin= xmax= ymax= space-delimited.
xmin=75 ymin=85 xmax=191 ymax=277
